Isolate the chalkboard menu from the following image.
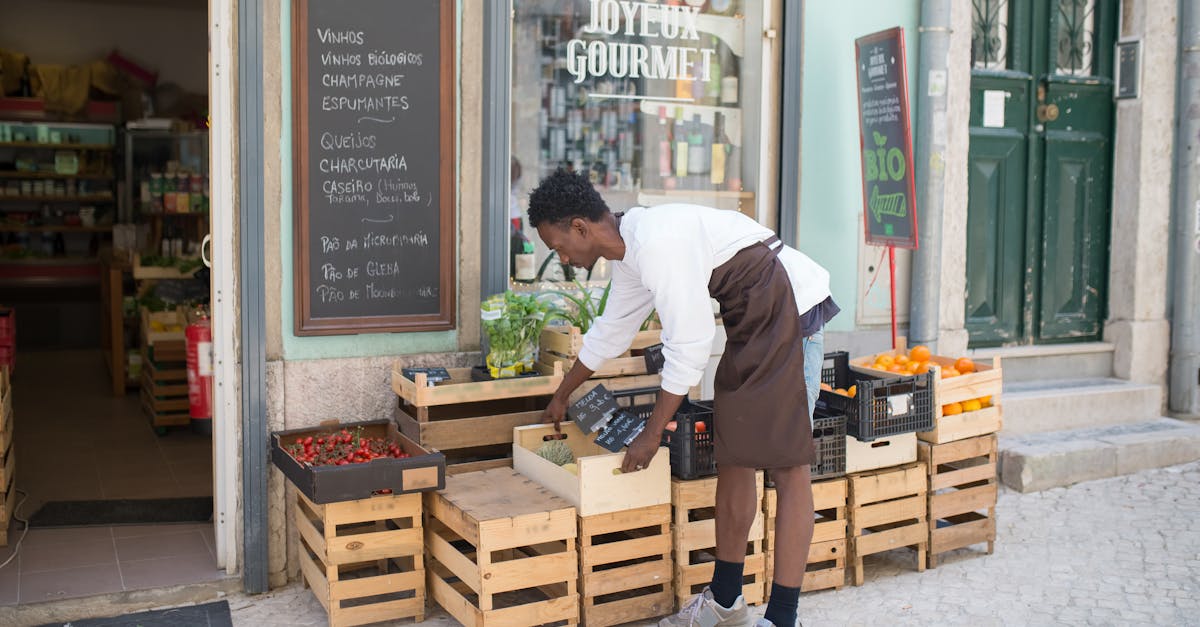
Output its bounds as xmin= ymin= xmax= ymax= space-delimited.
xmin=854 ymin=28 xmax=918 ymax=249
xmin=292 ymin=0 xmax=456 ymax=335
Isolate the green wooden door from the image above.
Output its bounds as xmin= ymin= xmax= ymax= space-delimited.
xmin=965 ymin=0 xmax=1115 ymax=347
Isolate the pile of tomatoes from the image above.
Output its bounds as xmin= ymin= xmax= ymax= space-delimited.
xmin=286 ymin=428 xmax=411 ymax=467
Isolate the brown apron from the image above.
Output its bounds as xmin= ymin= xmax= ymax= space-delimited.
xmin=709 ymin=236 xmax=814 ymax=468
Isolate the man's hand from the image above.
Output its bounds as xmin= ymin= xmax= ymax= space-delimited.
xmin=621 ymin=427 xmax=661 ymax=473
xmin=541 ymin=395 xmax=569 ymax=433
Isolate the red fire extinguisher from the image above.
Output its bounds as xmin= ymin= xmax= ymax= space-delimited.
xmin=186 ymin=306 xmax=214 ymax=435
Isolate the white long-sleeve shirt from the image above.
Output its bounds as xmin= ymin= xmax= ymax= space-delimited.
xmin=577 ymin=204 xmax=832 ymax=395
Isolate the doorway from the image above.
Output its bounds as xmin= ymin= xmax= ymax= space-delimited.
xmin=964 ymin=0 xmax=1117 ymax=347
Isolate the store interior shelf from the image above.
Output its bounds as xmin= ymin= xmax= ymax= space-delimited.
xmin=0 ymin=195 xmax=115 ymax=203
xmin=0 ymin=171 xmax=114 ymax=180
xmin=639 ymin=189 xmax=755 ymax=199
xmin=133 ymin=255 xmax=201 ymax=280
xmin=0 ymin=141 xmax=114 ymax=151
xmin=0 ymin=224 xmax=112 ymax=233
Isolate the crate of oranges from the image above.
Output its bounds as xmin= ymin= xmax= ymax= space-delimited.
xmin=818 ymin=352 xmax=935 ymax=442
xmin=850 ymin=346 xmax=1003 ymax=445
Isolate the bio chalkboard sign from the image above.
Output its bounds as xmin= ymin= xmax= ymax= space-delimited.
xmin=292 ymin=0 xmax=456 ymax=335
xmin=854 ymin=28 xmax=918 ymax=249
xmin=595 ymin=410 xmax=647 ymax=453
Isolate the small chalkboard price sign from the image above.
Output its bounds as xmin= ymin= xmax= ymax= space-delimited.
xmin=401 ymin=367 xmax=451 ymax=386
xmin=595 ymin=410 xmax=647 ymax=453
xmin=569 ymin=384 xmax=621 ymax=433
xmin=643 ymin=343 xmax=666 ymax=374
xmin=292 ymin=0 xmax=456 ymax=335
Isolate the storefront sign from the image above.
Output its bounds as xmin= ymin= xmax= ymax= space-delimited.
xmin=565 ymin=0 xmax=715 ymax=86
xmin=292 ymin=0 xmax=456 ymax=335
xmin=854 ymin=28 xmax=918 ymax=249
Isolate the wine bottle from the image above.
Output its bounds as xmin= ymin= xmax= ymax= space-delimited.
xmin=711 ymin=112 xmax=728 ymax=186
xmin=687 ymin=114 xmax=708 ymax=176
xmin=674 ymin=107 xmax=689 ymax=180
xmin=658 ymin=106 xmax=674 ymax=189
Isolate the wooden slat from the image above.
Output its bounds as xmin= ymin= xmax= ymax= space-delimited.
xmin=811 ymin=519 xmax=848 ymax=544
xmin=297 ymin=544 xmax=331 ymax=612
xmin=427 ymin=566 xmax=481 ymax=627
xmin=853 ymin=522 xmax=928 ymax=556
xmin=928 ymin=434 xmax=997 ymax=468
xmin=801 ymin=566 xmax=845 ymax=592
xmin=391 ymin=362 xmax=563 ymax=407
xmin=931 ymin=516 xmax=995 ymax=554
xmin=326 ymin=526 xmax=422 ymax=565
xmin=581 ymin=533 xmax=670 ymax=569
xmin=396 ymin=406 xmax=542 ymax=450
xmin=425 ymin=529 xmax=482 ymax=595
xmin=483 ymin=594 xmax=579 ymax=627
xmin=329 ymin=568 xmax=423 ymax=601
xmin=851 ymin=495 xmax=925 ymax=532
xmin=584 ymin=590 xmax=673 ymax=627
xmin=0 ymin=448 xmax=14 ymax=487
xmin=447 ymin=457 xmax=512 ymax=476
xmin=582 ymin=558 xmax=671 ymax=596
xmin=484 ymin=550 xmax=577 ymax=594
xmin=848 ymin=463 xmax=926 ymax=506
xmin=919 ymin=405 xmax=1003 ymax=444
xmin=321 ymin=491 xmax=421 ymax=526
xmin=931 ymin=462 xmax=997 ymax=492
xmin=332 ymin=597 xmax=424 ymax=627
xmin=930 ymin=483 xmax=998 ymax=520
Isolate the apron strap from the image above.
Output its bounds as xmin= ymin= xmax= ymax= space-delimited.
xmin=762 ymin=235 xmax=782 ymax=255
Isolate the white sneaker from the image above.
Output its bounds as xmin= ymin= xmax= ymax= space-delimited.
xmin=754 ymin=618 xmax=802 ymax=627
xmin=658 ymin=588 xmax=755 ymax=627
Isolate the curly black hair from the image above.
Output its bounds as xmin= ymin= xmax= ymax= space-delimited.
xmin=527 ymin=168 xmax=610 ymax=228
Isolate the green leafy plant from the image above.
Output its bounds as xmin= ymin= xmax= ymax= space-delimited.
xmin=535 ymin=440 xmax=575 ymax=466
xmin=482 ymin=291 xmax=563 ymax=377
xmin=546 ymin=280 xmax=657 ymax=334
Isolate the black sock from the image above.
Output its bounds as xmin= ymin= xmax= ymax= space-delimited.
xmin=763 ymin=583 xmax=801 ymax=626
xmin=709 ymin=559 xmax=744 ymax=608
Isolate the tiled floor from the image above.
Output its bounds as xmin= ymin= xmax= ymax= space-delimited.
xmin=0 ymin=350 xmax=222 ymax=606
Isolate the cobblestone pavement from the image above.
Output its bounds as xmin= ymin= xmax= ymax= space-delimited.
xmin=228 ymin=461 xmax=1200 ymax=626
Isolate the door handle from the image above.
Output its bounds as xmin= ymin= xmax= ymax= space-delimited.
xmin=201 ymin=234 xmax=212 ymax=268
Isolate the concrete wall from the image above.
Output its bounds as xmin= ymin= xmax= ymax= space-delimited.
xmin=797 ymin=0 xmax=920 ymax=340
xmin=1103 ymin=0 xmax=1176 ymax=397
xmin=0 ymin=0 xmax=208 ymax=94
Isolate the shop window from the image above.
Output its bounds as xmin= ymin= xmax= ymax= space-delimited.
xmin=1055 ymin=0 xmax=1095 ymax=76
xmin=971 ymin=0 xmax=1010 ymax=71
xmin=509 ymin=0 xmax=762 ymax=283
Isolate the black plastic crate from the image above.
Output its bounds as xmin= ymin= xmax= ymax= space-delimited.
xmin=816 ymin=351 xmax=934 ymax=441
xmin=621 ymin=395 xmax=716 ymax=481
xmin=811 ymin=411 xmax=846 ymax=479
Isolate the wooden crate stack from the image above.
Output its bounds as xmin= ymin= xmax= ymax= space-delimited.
xmin=294 ymin=490 xmax=426 ymax=626
xmin=578 ymin=505 xmax=673 ymax=627
xmin=0 ymin=369 xmax=13 ymax=546
xmin=140 ymin=308 xmax=190 ymax=432
xmin=391 ymin=363 xmax=563 ymax=475
xmin=512 ymin=421 xmax=673 ymax=626
xmin=671 ymin=472 xmax=766 ymax=609
xmin=917 ymin=434 xmax=998 ymax=568
xmin=847 ymin=462 xmax=928 ymax=586
xmin=763 ymin=477 xmax=847 ymax=593
xmin=425 ymin=468 xmax=579 ymax=626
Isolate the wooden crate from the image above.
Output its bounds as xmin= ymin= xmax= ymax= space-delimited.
xmin=851 ymin=352 xmax=1004 ymax=445
xmin=391 ymin=362 xmax=564 ymax=408
xmin=763 ymin=477 xmax=847 ymax=593
xmin=917 ymin=434 xmax=998 ymax=568
xmin=425 ymin=468 xmax=579 ymax=626
xmin=578 ymin=504 xmax=673 ymax=627
xmin=537 ymin=327 xmax=661 ymax=379
xmin=569 ymin=373 xmax=663 ymax=404
xmin=513 ymin=422 xmax=670 ymax=517
xmin=140 ymin=307 xmax=189 ymax=363
xmin=294 ymin=489 xmax=426 ymax=626
xmin=394 ymin=395 xmax=551 ymax=476
xmin=847 ymin=462 xmax=928 ymax=586
xmin=140 ymin=346 xmax=190 ymax=429
xmin=671 ymin=473 xmax=766 ymax=609
xmin=844 ymin=432 xmax=917 ymax=474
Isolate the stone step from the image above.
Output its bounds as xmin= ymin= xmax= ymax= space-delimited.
xmin=1001 ymin=377 xmax=1161 ymax=435
xmin=968 ymin=342 xmax=1114 ymax=383
xmin=998 ymin=418 xmax=1200 ymax=492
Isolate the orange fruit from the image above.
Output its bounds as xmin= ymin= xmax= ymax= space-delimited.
xmin=979 ymin=395 xmax=992 ymax=407
xmin=834 ymin=388 xmax=848 ymax=396
xmin=819 ymin=382 xmax=833 ymax=392
xmin=847 ymin=385 xmax=857 ymax=398
xmin=941 ymin=367 xmax=960 ymax=379
xmin=895 ymin=355 xmax=910 ymax=366
xmin=910 ymin=345 xmax=932 ymax=362
xmin=962 ymin=399 xmax=982 ymax=412
xmin=888 ymin=364 xmax=906 ymax=373
xmin=913 ymin=361 xmax=931 ymax=375
xmin=942 ymin=402 xmax=963 ymax=415
xmin=874 ymin=355 xmax=894 ymax=369
xmin=954 ymin=357 xmax=976 ymax=374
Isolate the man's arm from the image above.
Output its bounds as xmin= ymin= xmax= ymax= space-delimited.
xmin=541 ymin=359 xmax=595 ymax=431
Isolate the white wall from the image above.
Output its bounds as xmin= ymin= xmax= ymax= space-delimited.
xmin=0 ymin=0 xmax=207 ymax=94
